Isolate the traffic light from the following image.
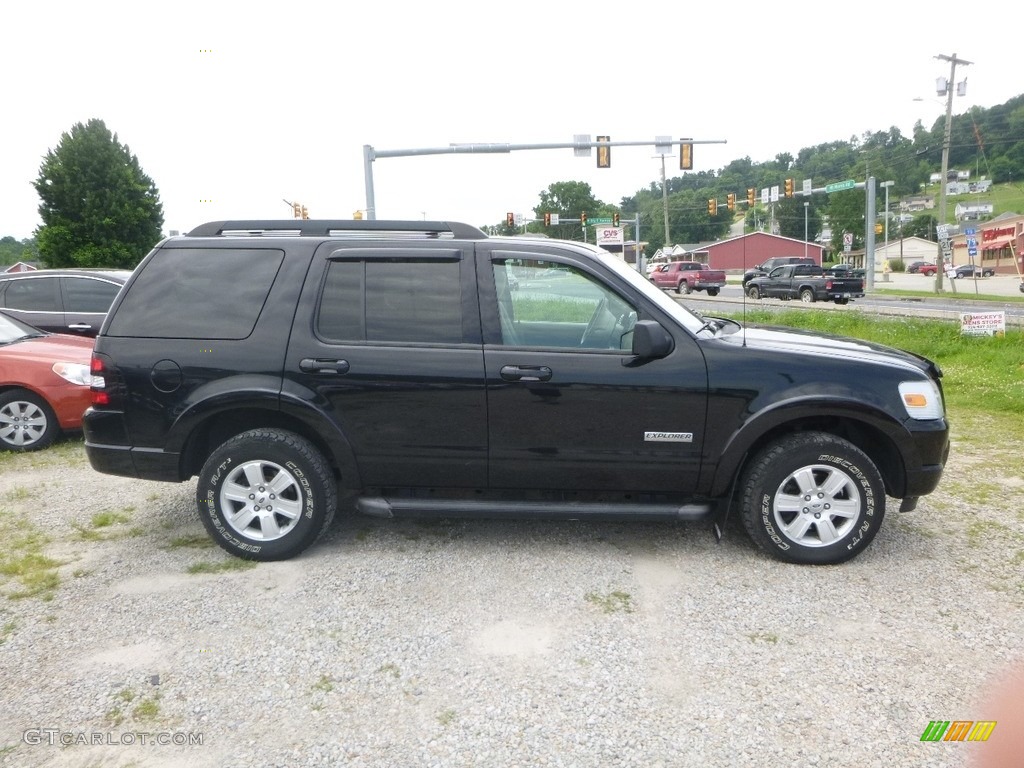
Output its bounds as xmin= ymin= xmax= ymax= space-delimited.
xmin=596 ymin=136 xmax=610 ymax=168
xmin=680 ymin=140 xmax=693 ymax=170
xmin=784 ymin=178 xmax=794 ymax=198
xmin=506 ymin=212 xmax=515 ymax=228
xmin=612 ymin=212 xmax=620 ymax=227
xmin=580 ymin=212 xmax=588 ymax=227
xmin=301 ymin=205 xmax=309 ymax=220
xmin=747 ymin=188 xmax=756 ymax=207
xmin=543 ymin=212 xmax=551 ymax=227
xmin=727 ymin=193 xmax=736 ymax=212
xmin=292 ymin=202 xmax=302 ymax=218
xmin=708 ymin=198 xmax=717 ymax=216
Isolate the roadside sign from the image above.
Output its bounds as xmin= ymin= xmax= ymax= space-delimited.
xmin=574 ymin=134 xmax=591 ymax=157
xmin=770 ymin=185 xmax=780 ymax=202
xmin=550 ymin=213 xmax=560 ymax=225
xmin=960 ymin=311 xmax=1005 ymax=337
xmin=843 ymin=232 xmax=853 ymax=254
xmin=596 ymin=227 xmax=624 ymax=246
xmin=514 ymin=213 xmax=523 ymax=226
xmin=589 ymin=217 xmax=613 ymax=225
xmin=826 ymin=180 xmax=856 ymax=193
xmin=802 ymin=178 xmax=812 ymax=196
xmin=760 ymin=188 xmax=769 ymax=205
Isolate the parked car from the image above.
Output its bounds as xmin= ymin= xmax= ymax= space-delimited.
xmin=1019 ymin=280 xmax=1024 ymax=294
xmin=824 ymin=263 xmax=866 ymax=279
xmin=0 ymin=312 xmax=94 ymax=451
xmin=84 ymin=219 xmax=948 ymax=566
xmin=917 ymin=263 xmax=939 ymax=276
xmin=906 ymin=261 xmax=934 ymax=274
xmin=953 ymin=264 xmax=995 ymax=279
xmin=0 ymin=268 xmax=132 ymax=337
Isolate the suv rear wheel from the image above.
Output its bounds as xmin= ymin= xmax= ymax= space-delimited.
xmin=197 ymin=429 xmax=337 ymax=561
xmin=739 ymin=432 xmax=885 ymax=565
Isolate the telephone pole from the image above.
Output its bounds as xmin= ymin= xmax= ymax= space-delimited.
xmin=934 ymin=52 xmax=972 ymax=293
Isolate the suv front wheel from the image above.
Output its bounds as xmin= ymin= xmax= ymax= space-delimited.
xmin=739 ymin=432 xmax=885 ymax=565
xmin=197 ymin=429 xmax=337 ymax=561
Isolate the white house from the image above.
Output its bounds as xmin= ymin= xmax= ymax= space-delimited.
xmin=955 ymin=201 xmax=995 ymax=221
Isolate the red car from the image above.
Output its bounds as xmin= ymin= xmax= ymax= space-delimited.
xmin=0 ymin=312 xmax=94 ymax=451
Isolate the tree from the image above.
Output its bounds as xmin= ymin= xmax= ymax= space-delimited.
xmin=0 ymin=236 xmax=38 ymax=266
xmin=532 ymin=181 xmax=604 ymax=241
xmin=34 ymin=119 xmax=163 ymax=269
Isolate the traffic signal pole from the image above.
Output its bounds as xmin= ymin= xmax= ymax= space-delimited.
xmin=362 ymin=137 xmax=727 ymax=220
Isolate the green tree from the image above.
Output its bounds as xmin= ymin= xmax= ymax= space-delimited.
xmin=532 ymin=181 xmax=604 ymax=241
xmin=0 ymin=236 xmax=38 ymax=266
xmin=34 ymin=119 xmax=163 ymax=269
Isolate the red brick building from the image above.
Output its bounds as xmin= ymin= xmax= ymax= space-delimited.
xmin=698 ymin=232 xmax=825 ymax=272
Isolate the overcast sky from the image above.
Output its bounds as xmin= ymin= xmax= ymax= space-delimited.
xmin=1 ymin=1 xmax=1017 ymax=241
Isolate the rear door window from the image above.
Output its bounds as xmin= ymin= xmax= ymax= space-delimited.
xmin=2 ymin=277 xmax=61 ymax=311
xmin=317 ymin=252 xmax=464 ymax=344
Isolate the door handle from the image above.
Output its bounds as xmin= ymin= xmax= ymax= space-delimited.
xmin=299 ymin=358 xmax=350 ymax=374
xmin=67 ymin=324 xmax=92 ymax=331
xmin=500 ymin=365 xmax=552 ymax=382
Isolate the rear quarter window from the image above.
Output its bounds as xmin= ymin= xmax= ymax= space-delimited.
xmin=105 ymin=247 xmax=284 ymax=339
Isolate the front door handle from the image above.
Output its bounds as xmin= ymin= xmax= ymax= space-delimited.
xmin=67 ymin=323 xmax=93 ymax=332
xmin=299 ymin=358 xmax=350 ymax=374
xmin=500 ymin=365 xmax=552 ymax=382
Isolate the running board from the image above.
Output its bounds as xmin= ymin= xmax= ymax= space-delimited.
xmin=355 ymin=496 xmax=713 ymax=521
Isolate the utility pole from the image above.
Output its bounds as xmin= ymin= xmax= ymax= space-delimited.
xmin=934 ymin=52 xmax=972 ymax=293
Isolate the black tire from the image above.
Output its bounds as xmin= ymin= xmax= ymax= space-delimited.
xmin=747 ymin=285 xmax=761 ymax=300
xmin=196 ymin=429 xmax=337 ymax=561
xmin=800 ymin=288 xmax=816 ymax=303
xmin=706 ymin=288 xmax=720 ymax=297
xmin=0 ymin=389 xmax=60 ymax=452
xmin=738 ymin=432 xmax=885 ymax=565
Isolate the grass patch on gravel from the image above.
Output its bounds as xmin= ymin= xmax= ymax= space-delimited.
xmin=0 ymin=516 xmax=62 ymax=601
xmin=73 ymin=507 xmax=142 ymax=542
xmin=0 ymin=619 xmax=15 ymax=644
xmin=585 ymin=590 xmax=635 ymax=614
xmin=186 ymin=559 xmax=258 ymax=574
xmin=165 ymin=533 xmax=215 ymax=550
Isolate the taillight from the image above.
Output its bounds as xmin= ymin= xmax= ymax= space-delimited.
xmin=825 ymin=279 xmax=833 ymax=290
xmin=90 ymin=353 xmax=111 ymax=406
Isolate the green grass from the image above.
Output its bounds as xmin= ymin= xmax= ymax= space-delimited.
xmin=0 ymin=518 xmax=62 ymax=601
xmin=514 ymin=296 xmax=598 ymax=323
xmin=585 ymin=590 xmax=635 ymax=614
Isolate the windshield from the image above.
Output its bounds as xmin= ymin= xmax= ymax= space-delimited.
xmin=0 ymin=312 xmax=45 ymax=344
xmin=591 ymin=250 xmax=709 ymax=333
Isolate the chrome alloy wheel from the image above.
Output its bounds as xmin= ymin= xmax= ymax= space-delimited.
xmin=771 ymin=463 xmax=861 ymax=547
xmin=219 ymin=459 xmax=303 ymax=541
xmin=0 ymin=399 xmax=48 ymax=448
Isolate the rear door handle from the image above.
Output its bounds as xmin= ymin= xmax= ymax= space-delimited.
xmin=67 ymin=324 xmax=93 ymax=332
xmin=299 ymin=358 xmax=350 ymax=374
xmin=500 ymin=365 xmax=552 ymax=382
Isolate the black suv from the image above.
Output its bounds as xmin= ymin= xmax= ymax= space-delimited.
xmin=84 ymin=220 xmax=950 ymax=565
xmin=742 ymin=256 xmax=816 ymax=286
xmin=0 ymin=268 xmax=131 ymax=337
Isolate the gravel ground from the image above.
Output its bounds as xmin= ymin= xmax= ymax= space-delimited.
xmin=1 ymin=425 xmax=1022 ymax=768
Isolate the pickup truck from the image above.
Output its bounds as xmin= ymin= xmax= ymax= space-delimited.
xmin=742 ymin=256 xmax=816 ymax=286
xmin=650 ymin=261 xmax=726 ymax=295
xmin=745 ymin=264 xmax=865 ymax=304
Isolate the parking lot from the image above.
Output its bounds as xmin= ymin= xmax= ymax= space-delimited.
xmin=2 ymin=425 xmax=1022 ymax=768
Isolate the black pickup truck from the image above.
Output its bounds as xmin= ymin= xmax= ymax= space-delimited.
xmin=746 ymin=264 xmax=865 ymax=305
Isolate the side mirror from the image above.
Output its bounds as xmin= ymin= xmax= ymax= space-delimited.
xmin=625 ymin=320 xmax=673 ymax=364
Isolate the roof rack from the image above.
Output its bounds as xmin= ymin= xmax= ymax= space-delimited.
xmin=185 ymin=220 xmax=487 ymax=239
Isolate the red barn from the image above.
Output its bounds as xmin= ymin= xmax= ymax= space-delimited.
xmin=699 ymin=232 xmax=825 ymax=272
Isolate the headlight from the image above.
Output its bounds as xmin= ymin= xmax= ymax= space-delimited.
xmin=52 ymin=362 xmax=92 ymax=387
xmin=898 ymin=380 xmax=944 ymax=420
